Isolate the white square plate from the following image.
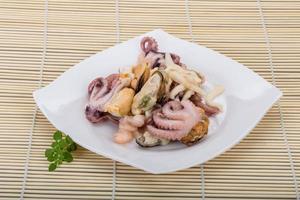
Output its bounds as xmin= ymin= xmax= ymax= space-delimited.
xmin=34 ymin=29 xmax=281 ymax=174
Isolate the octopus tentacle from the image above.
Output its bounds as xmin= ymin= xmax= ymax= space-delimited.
xmin=181 ymin=100 xmax=201 ymax=121
xmin=144 ymin=51 xmax=164 ymax=68
xmin=106 ymin=114 xmax=120 ymax=124
xmin=88 ymin=78 xmax=108 ymax=97
xmin=106 ymin=74 xmax=120 ymax=89
xmin=161 ymin=101 xmax=188 ymax=120
xmin=147 ymin=125 xmax=186 ymax=140
xmin=85 ymin=74 xmax=127 ymax=123
xmin=138 ymin=37 xmax=186 ymax=69
xmin=95 ymin=79 xmax=122 ymax=107
xmin=152 ymin=111 xmax=185 ymax=130
xmin=198 ymin=102 xmax=219 ymax=116
xmin=140 ymin=37 xmax=158 ymax=53
xmin=170 ymin=53 xmax=181 ymax=65
xmin=84 ymin=109 xmax=107 ymax=123
xmin=167 ymin=100 xmax=182 ymax=110
xmin=147 ymin=100 xmax=201 ymax=140
xmin=190 ymin=94 xmax=219 ymax=116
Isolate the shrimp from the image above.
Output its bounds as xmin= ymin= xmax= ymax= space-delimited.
xmin=114 ymin=115 xmax=145 ymax=144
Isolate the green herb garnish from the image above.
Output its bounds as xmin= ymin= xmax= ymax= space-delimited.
xmin=45 ymin=131 xmax=77 ymax=171
xmin=138 ymin=95 xmax=151 ymax=109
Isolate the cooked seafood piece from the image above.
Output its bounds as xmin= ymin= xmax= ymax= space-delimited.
xmin=165 ymin=53 xmax=224 ymax=110
xmin=138 ymin=37 xmax=185 ymax=69
xmin=85 ymin=74 xmax=132 ymax=123
xmin=136 ymin=131 xmax=170 ymax=147
xmin=169 ymin=84 xmax=185 ymax=99
xmin=206 ymin=85 xmax=224 ymax=110
xmin=131 ymin=71 xmax=164 ymax=115
xmin=147 ymin=100 xmax=201 ymax=140
xmin=140 ymin=37 xmax=158 ymax=53
xmin=182 ymin=90 xmax=195 ymax=100
xmin=180 ymin=110 xmax=209 ymax=146
xmin=130 ymin=63 xmax=150 ymax=92
xmin=85 ymin=74 xmax=119 ymax=123
xmin=84 ymin=36 xmax=225 ymax=148
xmin=165 ymin=56 xmax=205 ymax=99
xmin=190 ymin=93 xmax=220 ymax=116
xmin=105 ymin=87 xmax=135 ymax=117
xmin=165 ymin=53 xmax=204 ymax=95
xmin=114 ymin=115 xmax=145 ymax=144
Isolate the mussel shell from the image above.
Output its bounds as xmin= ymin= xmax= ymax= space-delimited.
xmin=152 ymin=70 xmax=169 ymax=104
xmin=136 ymin=132 xmax=170 ymax=148
xmin=180 ymin=114 xmax=209 ymax=146
xmin=131 ymin=72 xmax=163 ymax=115
xmin=134 ymin=64 xmax=151 ymax=93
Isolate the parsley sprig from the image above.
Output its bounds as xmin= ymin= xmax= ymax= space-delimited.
xmin=45 ymin=131 xmax=77 ymax=171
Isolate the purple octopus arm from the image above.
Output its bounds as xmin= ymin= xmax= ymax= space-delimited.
xmin=85 ymin=74 xmax=120 ymax=123
xmin=140 ymin=37 xmax=158 ymax=53
xmin=190 ymin=94 xmax=219 ymax=116
xmin=146 ymin=100 xmax=201 ymax=140
xmin=138 ymin=36 xmax=184 ymax=68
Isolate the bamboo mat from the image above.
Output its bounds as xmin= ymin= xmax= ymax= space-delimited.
xmin=0 ymin=0 xmax=299 ymax=199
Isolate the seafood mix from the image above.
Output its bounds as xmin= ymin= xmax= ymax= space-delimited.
xmin=85 ymin=37 xmax=224 ymax=147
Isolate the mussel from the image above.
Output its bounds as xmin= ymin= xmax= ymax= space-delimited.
xmin=105 ymin=87 xmax=135 ymax=117
xmin=130 ymin=63 xmax=151 ymax=93
xmin=180 ymin=110 xmax=209 ymax=146
xmin=131 ymin=70 xmax=165 ymax=115
xmin=136 ymin=131 xmax=170 ymax=147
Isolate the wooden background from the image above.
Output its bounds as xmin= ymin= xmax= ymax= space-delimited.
xmin=0 ymin=0 xmax=299 ymax=199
